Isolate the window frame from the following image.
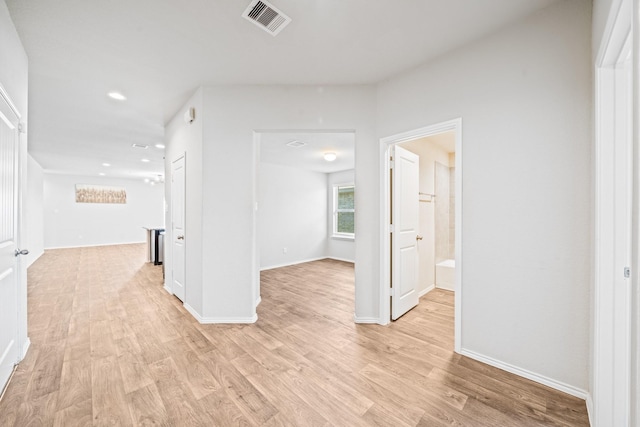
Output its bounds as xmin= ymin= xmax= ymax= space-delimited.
xmin=332 ymin=183 xmax=355 ymax=240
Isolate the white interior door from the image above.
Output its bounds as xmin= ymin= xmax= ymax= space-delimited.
xmin=391 ymin=145 xmax=420 ymax=320
xmin=171 ymin=156 xmax=186 ymax=302
xmin=0 ymin=91 xmax=21 ymax=391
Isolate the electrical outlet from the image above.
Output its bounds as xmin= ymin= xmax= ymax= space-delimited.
xmin=283 ymin=247 xmax=287 ymax=254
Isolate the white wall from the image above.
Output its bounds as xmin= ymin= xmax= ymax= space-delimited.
xmin=377 ymin=0 xmax=591 ymax=394
xmin=24 ymin=155 xmax=44 ymax=266
xmin=1 ymin=0 xmax=29 ymax=360
xmin=401 ymin=139 xmax=450 ymax=295
xmin=194 ymin=85 xmax=376 ymax=322
xmin=164 ymin=88 xmax=204 ymax=314
xmin=327 ymin=169 xmax=355 ymax=263
xmin=43 ymin=173 xmax=164 ymax=248
xmin=259 ymin=163 xmax=327 ymax=269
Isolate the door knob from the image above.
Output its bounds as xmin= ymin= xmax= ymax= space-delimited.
xmin=416 ymin=235 xmax=423 ymax=241
xmin=14 ymin=249 xmax=29 ymax=257
xmin=177 ymin=235 xmax=184 ymax=240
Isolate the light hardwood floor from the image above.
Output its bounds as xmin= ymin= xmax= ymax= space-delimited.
xmin=0 ymin=244 xmax=589 ymax=426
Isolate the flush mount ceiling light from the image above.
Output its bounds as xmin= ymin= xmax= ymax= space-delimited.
xmin=144 ymin=178 xmax=150 ymax=183
xmin=141 ymin=158 xmax=150 ymax=163
xmin=107 ymin=91 xmax=126 ymax=101
xmin=99 ymin=173 xmax=106 ymax=176
xmin=324 ymin=152 xmax=337 ymax=162
xmin=155 ymin=144 xmax=165 ymax=149
xmin=102 ymin=162 xmax=111 ymax=167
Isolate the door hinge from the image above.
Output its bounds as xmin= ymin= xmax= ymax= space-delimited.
xmin=624 ymin=267 xmax=631 ymax=278
xmin=389 ymin=287 xmax=394 ymax=297
xmin=18 ymin=123 xmax=25 ymax=133
xmin=389 ymin=224 xmax=394 ymax=233
xmin=389 ymin=160 xmax=394 ymax=169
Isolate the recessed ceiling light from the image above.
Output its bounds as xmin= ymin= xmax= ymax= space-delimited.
xmin=150 ymin=181 xmax=156 ymax=186
xmin=144 ymin=178 xmax=150 ymax=183
xmin=99 ymin=173 xmax=106 ymax=176
xmin=155 ymin=144 xmax=165 ymax=149
xmin=102 ymin=163 xmax=111 ymax=167
xmin=141 ymin=158 xmax=150 ymax=163
xmin=324 ymin=152 xmax=337 ymax=162
xmin=108 ymin=91 xmax=126 ymax=101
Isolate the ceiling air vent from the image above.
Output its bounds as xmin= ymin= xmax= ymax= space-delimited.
xmin=286 ymin=140 xmax=306 ymax=148
xmin=131 ymin=143 xmax=149 ymax=149
xmin=242 ymin=0 xmax=291 ymax=36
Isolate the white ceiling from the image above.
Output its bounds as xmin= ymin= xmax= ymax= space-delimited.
xmin=5 ymin=0 xmax=560 ymax=180
xmin=260 ymin=132 xmax=355 ymax=174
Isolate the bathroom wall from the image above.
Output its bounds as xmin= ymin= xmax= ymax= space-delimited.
xmin=401 ymin=138 xmax=450 ymax=296
xmin=435 ymin=161 xmax=451 ymax=263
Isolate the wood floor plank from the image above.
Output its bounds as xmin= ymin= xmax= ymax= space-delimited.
xmin=91 ymin=355 xmax=133 ymax=426
xmin=126 ymin=383 xmax=170 ymax=427
xmin=0 ymin=245 xmax=589 ymax=427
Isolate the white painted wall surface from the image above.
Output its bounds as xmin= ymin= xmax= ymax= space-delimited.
xmin=377 ymin=0 xmax=591 ymax=393
xmin=259 ymin=163 xmax=328 ymax=269
xmin=164 ymin=88 xmax=204 ymax=314
xmin=401 ymin=140 xmax=450 ymax=296
xmin=43 ymin=173 xmax=164 ymax=249
xmin=199 ymin=85 xmax=376 ymax=321
xmin=24 ymin=155 xmax=44 ymax=266
xmin=327 ymin=169 xmax=355 ymax=263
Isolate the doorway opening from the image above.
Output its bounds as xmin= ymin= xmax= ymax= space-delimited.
xmin=253 ymin=130 xmax=356 ymax=319
xmin=380 ymin=118 xmax=462 ymax=352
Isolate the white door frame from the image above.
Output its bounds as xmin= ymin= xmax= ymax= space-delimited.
xmin=592 ymin=0 xmax=633 ymax=424
xmin=379 ymin=118 xmax=462 ymax=352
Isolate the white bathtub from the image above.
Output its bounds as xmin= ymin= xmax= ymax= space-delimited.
xmin=436 ymin=259 xmax=455 ymax=291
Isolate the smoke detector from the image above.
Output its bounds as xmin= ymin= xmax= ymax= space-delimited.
xmin=242 ymin=0 xmax=291 ymax=36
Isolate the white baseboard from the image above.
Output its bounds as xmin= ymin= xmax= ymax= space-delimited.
xmin=419 ymin=284 xmax=435 ymax=298
xmin=460 ymin=348 xmax=588 ymax=400
xmin=21 ymin=337 xmax=31 ymax=360
xmin=163 ymin=284 xmax=172 ymax=294
xmin=44 ymin=241 xmax=145 ymax=250
xmin=184 ymin=303 xmax=258 ymax=324
xmin=353 ymin=315 xmax=380 ymax=324
xmin=260 ymin=257 xmax=327 ymax=271
xmin=327 ymin=256 xmax=355 ymax=264
xmin=586 ymin=393 xmax=594 ymax=426
xmin=255 ymin=296 xmax=262 ymax=307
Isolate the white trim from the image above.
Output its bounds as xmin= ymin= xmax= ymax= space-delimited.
xmin=163 ymin=284 xmax=172 ymax=294
xmin=44 ymin=241 xmax=145 ymax=250
xmin=379 ymin=118 xmax=463 ymax=349
xmin=327 ymin=256 xmax=354 ymax=264
xmin=259 ymin=257 xmax=327 ymax=271
xmin=20 ymin=337 xmax=30 ymax=361
xmin=331 ymin=234 xmax=354 ymax=241
xmin=586 ymin=394 xmax=594 ymax=427
xmin=461 ymin=349 xmax=588 ymax=400
xmin=255 ymin=296 xmax=262 ymax=307
xmin=0 ymin=83 xmax=22 ymax=121
xmin=593 ymin=1 xmax=633 ymax=424
xmin=353 ymin=315 xmax=379 ymax=324
xmin=184 ymin=303 xmax=258 ymax=324
xmin=419 ymin=284 xmax=435 ymax=298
